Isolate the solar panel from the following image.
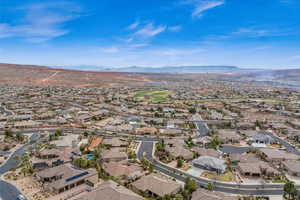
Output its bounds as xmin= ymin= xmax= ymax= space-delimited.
xmin=66 ymin=171 xmax=89 ymax=182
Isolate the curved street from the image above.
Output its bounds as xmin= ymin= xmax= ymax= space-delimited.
xmin=0 ymin=133 xmax=39 ymax=200
xmin=0 ymin=127 xmax=299 ymax=199
xmin=137 ymin=140 xmax=300 ymax=196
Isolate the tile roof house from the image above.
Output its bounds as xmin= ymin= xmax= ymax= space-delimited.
xmin=228 ymin=153 xmax=260 ymax=164
xmin=102 ymin=148 xmax=128 ymax=162
xmin=75 ymin=180 xmax=144 ymax=200
xmin=103 ymin=161 xmax=142 ymax=180
xmin=282 ymin=160 xmax=300 ymax=177
xmin=165 ymin=139 xmax=194 ymax=160
xmin=217 ymin=129 xmax=241 ymax=144
xmin=37 ymin=164 xmax=97 ymax=194
xmin=159 ymin=129 xmax=182 ymax=136
xmin=85 ymin=137 xmax=103 ymax=151
xmin=238 ymin=161 xmax=280 ymax=178
xmin=193 ymin=147 xmax=220 ymax=158
xmin=102 ymin=138 xmax=129 ymax=147
xmin=51 ymin=134 xmax=80 ymax=148
xmin=131 ymin=174 xmax=181 ymax=198
xmin=135 ymin=127 xmax=158 ymax=135
xmin=259 ymin=148 xmax=299 ymax=164
xmin=33 ymin=148 xmax=73 ymax=170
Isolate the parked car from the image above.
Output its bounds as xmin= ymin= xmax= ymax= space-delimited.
xmin=17 ymin=194 xmax=26 ymax=200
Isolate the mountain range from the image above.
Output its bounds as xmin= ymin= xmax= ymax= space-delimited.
xmin=53 ymin=65 xmax=251 ymax=73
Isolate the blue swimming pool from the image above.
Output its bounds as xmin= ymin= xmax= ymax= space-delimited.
xmin=84 ymin=154 xmax=95 ymax=160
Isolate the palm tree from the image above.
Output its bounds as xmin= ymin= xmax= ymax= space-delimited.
xmin=22 ymin=152 xmax=31 ymax=170
xmin=21 ymin=167 xmax=29 ymax=176
xmin=284 ymin=181 xmax=296 ymax=200
xmin=207 ymin=181 xmax=215 ymax=191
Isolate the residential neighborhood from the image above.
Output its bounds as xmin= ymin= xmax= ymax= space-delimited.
xmin=0 ymin=81 xmax=300 ymax=200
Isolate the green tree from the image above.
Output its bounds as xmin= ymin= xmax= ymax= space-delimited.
xmin=208 ymin=136 xmax=221 ymax=150
xmin=54 ymin=130 xmax=62 ymax=137
xmin=128 ymin=151 xmax=137 ymax=159
xmin=175 ymin=194 xmax=184 ymax=200
xmin=185 ymin=177 xmax=197 ymax=194
xmin=189 ymin=108 xmax=196 ymax=114
xmin=207 ymin=181 xmax=215 ymax=191
xmin=21 ymin=167 xmax=29 ymax=176
xmin=177 ymin=159 xmax=183 ymax=168
xmin=4 ymin=130 xmax=13 ymax=138
xmin=284 ymin=181 xmax=297 ymax=200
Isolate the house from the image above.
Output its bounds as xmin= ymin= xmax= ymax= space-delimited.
xmin=217 ymin=129 xmax=241 ymax=143
xmin=228 ymin=153 xmax=260 ymax=164
xmin=192 ymin=136 xmax=212 ymax=147
xmin=102 ymin=148 xmax=128 ymax=162
xmin=192 ymin=147 xmax=220 ymax=158
xmin=192 ymin=156 xmax=226 ymax=174
xmin=249 ymin=133 xmax=274 ymax=145
xmin=282 ymin=160 xmax=300 ymax=177
xmin=33 ymin=148 xmax=73 ymax=170
xmin=85 ymin=137 xmax=103 ymax=151
xmin=74 ymin=180 xmax=144 ymax=200
xmin=259 ymin=148 xmax=299 ymax=164
xmin=191 ymin=188 xmax=238 ymax=200
xmin=37 ymin=164 xmax=97 ymax=194
xmin=14 ymin=120 xmax=41 ymax=129
xmin=135 ymin=127 xmax=158 ymax=135
xmin=159 ymin=129 xmax=182 ymax=136
xmin=51 ymin=134 xmax=80 ymax=148
xmin=236 ymin=122 xmax=255 ymax=130
xmin=239 ymin=161 xmax=280 ymax=178
xmin=102 ymin=138 xmax=129 ymax=148
xmin=78 ymin=114 xmax=92 ymax=123
xmin=165 ymin=139 xmax=194 ymax=160
xmin=239 ymin=130 xmax=259 ymax=138
xmin=131 ymin=174 xmax=181 ymax=198
xmin=103 ymin=161 xmax=142 ymax=180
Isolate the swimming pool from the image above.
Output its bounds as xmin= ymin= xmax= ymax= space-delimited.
xmin=84 ymin=154 xmax=95 ymax=160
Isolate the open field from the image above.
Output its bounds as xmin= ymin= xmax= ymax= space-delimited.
xmin=0 ymin=63 xmax=151 ymax=87
xmin=134 ymin=90 xmax=171 ymax=103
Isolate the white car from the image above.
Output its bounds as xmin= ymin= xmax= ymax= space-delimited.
xmin=17 ymin=194 xmax=26 ymax=200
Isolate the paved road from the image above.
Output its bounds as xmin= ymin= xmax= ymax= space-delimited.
xmin=1 ymin=127 xmax=298 ymax=198
xmin=219 ymin=145 xmax=251 ymax=154
xmin=0 ymin=133 xmax=40 ymax=200
xmin=264 ymin=131 xmax=300 ymax=156
xmin=0 ymin=106 xmax=13 ymax=116
xmin=192 ymin=120 xmax=209 ymax=138
xmin=137 ymin=141 xmax=300 ymax=196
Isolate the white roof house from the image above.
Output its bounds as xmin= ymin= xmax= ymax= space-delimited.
xmin=192 ymin=156 xmax=226 ymax=174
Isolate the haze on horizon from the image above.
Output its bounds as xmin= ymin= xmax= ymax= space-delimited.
xmin=0 ymin=0 xmax=300 ymax=69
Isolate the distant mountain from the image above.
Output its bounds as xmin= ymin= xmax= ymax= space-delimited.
xmin=54 ymin=65 xmax=251 ymax=73
xmin=231 ymin=68 xmax=300 ymax=87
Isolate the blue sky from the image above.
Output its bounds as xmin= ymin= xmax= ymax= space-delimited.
xmin=0 ymin=0 xmax=300 ymax=68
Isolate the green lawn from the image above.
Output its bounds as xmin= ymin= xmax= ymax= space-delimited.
xmin=134 ymin=90 xmax=171 ymax=103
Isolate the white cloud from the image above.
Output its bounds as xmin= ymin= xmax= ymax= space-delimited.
xmin=127 ymin=21 xmax=140 ymax=30
xmin=233 ymin=28 xmax=272 ymax=37
xmin=168 ymin=25 xmax=182 ymax=32
xmin=0 ymin=2 xmax=82 ymax=42
xmin=100 ymin=46 xmax=120 ymax=53
xmin=289 ymin=55 xmax=300 ymax=61
xmin=183 ymin=0 xmax=225 ymax=18
xmin=134 ymin=23 xmax=167 ymax=38
xmin=128 ymin=43 xmax=148 ymax=48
